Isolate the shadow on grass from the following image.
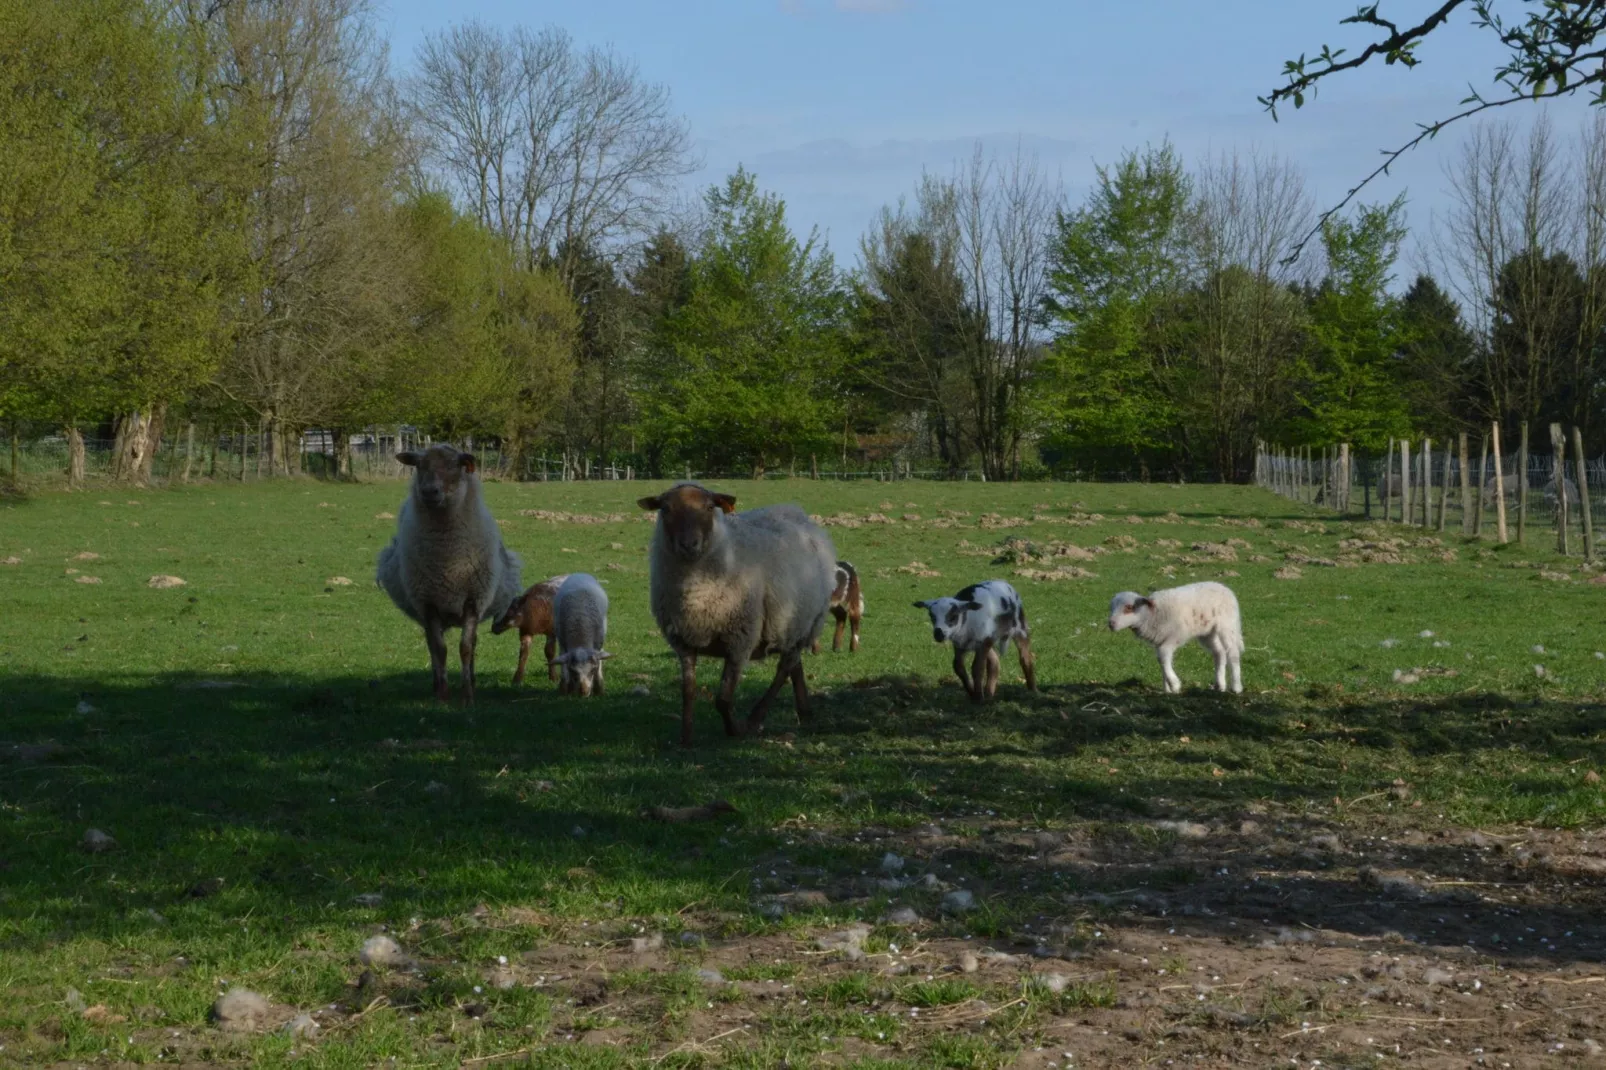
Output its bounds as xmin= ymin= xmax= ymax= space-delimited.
xmin=2 ymin=668 xmax=1603 ymax=966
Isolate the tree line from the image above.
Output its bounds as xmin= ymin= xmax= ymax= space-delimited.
xmin=4 ymin=0 xmax=1606 ymax=486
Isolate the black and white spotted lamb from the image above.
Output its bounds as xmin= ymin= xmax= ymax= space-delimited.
xmin=913 ymin=579 xmax=1037 ymax=701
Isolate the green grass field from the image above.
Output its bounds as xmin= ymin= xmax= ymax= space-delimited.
xmin=2 ymin=476 xmax=1604 ymax=1068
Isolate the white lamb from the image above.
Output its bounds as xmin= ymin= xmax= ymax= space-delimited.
xmin=1107 ymin=581 xmax=1243 ymax=694
xmin=913 ymin=580 xmax=1037 ymax=701
xmin=550 ymin=572 xmax=611 ymax=697
xmin=376 ymin=444 xmax=522 ymax=704
xmin=638 ymin=482 xmax=837 ymax=745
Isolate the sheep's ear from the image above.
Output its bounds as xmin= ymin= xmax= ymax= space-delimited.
xmin=637 ymin=494 xmax=663 ymax=511
xmin=964 ymin=601 xmax=983 ymax=612
xmin=459 ymin=453 xmax=477 ymax=473
xmin=396 ymin=451 xmax=421 ymax=467
xmin=912 ymin=600 xmax=929 ymax=610
xmin=1135 ymin=597 xmax=1152 ymax=610
xmin=597 ymin=650 xmax=614 ymax=660
xmin=711 ymin=492 xmax=737 ymax=514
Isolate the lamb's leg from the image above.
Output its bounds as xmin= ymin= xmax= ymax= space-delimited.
xmin=1228 ymin=644 xmax=1243 ymax=694
xmin=746 ymin=652 xmax=797 ymax=735
xmin=969 ymin=643 xmax=991 ymax=703
xmin=424 ymin=612 xmax=450 ymax=702
xmin=789 ymin=656 xmax=811 ymax=721
xmin=1016 ymin=632 xmax=1037 ymax=691
xmin=1156 ymin=642 xmax=1182 ymax=694
xmin=985 ymin=645 xmax=1002 ymax=699
xmin=678 ymin=653 xmax=698 ymax=746
xmin=715 ymin=657 xmax=746 ymax=738
xmin=1203 ymin=635 xmax=1228 ymax=692
xmin=831 ymin=608 xmax=846 ymax=652
xmin=545 ymin=634 xmax=558 ymax=681
xmin=848 ymin=609 xmax=861 ymax=653
xmin=459 ymin=608 xmax=479 ymax=706
xmin=952 ymin=648 xmax=975 ymax=699
xmin=512 ymin=634 xmax=532 ymax=686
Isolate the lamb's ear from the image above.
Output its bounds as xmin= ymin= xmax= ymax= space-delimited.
xmin=458 ymin=453 xmax=477 ymax=473
xmin=964 ymin=601 xmax=983 ymax=612
xmin=711 ymin=492 xmax=737 ymax=514
xmin=637 ymin=494 xmax=663 ymax=511
xmin=1135 ymin=597 xmax=1153 ymax=610
xmin=396 ymin=451 xmax=421 ymax=467
xmin=912 ymin=600 xmax=930 ymax=610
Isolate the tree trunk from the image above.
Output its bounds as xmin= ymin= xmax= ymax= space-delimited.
xmin=65 ymin=426 xmax=86 ymax=489
xmin=181 ymin=421 xmax=196 ymax=483
xmin=335 ymin=428 xmax=353 ymax=480
xmin=137 ymin=401 xmax=167 ymax=484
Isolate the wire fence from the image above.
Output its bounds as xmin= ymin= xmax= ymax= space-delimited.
xmin=1256 ymin=425 xmax=1600 ymax=556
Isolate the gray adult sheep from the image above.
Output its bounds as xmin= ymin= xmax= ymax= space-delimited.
xmin=376 ymin=445 xmax=522 ymax=704
xmin=637 ymin=482 xmax=837 ymax=745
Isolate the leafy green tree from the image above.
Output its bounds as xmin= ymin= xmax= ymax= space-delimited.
xmin=1040 ymin=143 xmax=1193 ymax=467
xmin=1295 ymin=198 xmax=1413 ymax=451
xmin=638 ymin=169 xmax=846 ymax=475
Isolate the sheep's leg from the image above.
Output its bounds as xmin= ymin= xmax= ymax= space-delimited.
xmin=1227 ymin=645 xmax=1243 ymax=694
xmin=594 ymin=663 xmax=605 ymax=696
xmin=512 ymin=634 xmax=532 ymax=686
xmin=544 ymin=635 xmax=558 ymax=682
xmin=1156 ymin=642 xmax=1182 ymax=694
xmin=746 ymin=653 xmax=796 ymax=735
xmin=459 ymin=609 xmax=479 ymax=706
xmin=952 ymin=648 xmax=975 ymax=699
xmin=984 ymin=645 xmax=1002 ymax=699
xmin=678 ymin=653 xmax=698 ymax=746
xmin=831 ymin=608 xmax=847 ymax=652
xmin=715 ymin=657 xmax=745 ymax=738
xmin=810 ymin=637 xmax=821 ymax=655
xmin=1202 ymin=635 xmax=1228 ymax=692
xmin=848 ymin=609 xmax=861 ymax=653
xmin=789 ymin=656 xmax=811 ymax=722
xmin=424 ymin=612 xmax=450 ymax=702
xmin=969 ymin=644 xmax=990 ymax=703
xmin=1016 ymin=632 xmax=1037 ymax=691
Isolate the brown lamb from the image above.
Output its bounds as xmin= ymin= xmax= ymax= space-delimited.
xmin=491 ymin=574 xmax=570 ymax=685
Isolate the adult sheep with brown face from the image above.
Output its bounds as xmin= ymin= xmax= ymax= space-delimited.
xmin=376 ymin=445 xmax=522 ymax=704
xmin=638 ymin=482 xmax=837 ymax=745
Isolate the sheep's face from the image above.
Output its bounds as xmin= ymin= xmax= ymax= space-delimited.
xmin=637 ymin=483 xmax=736 ymax=561
xmin=398 ymin=446 xmax=476 ymax=511
xmin=553 ymin=648 xmax=612 ymax=697
xmin=912 ymin=596 xmax=982 ymax=644
xmin=1108 ymin=591 xmax=1151 ymax=632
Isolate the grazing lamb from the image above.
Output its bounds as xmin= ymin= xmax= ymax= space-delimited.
xmin=1107 ymin=581 xmax=1243 ymax=694
xmin=811 ymin=560 xmax=864 ymax=654
xmin=491 ymin=574 xmax=570 ymax=685
xmin=375 ymin=445 xmax=522 ymax=704
xmin=550 ymin=572 xmax=611 ymax=697
xmin=638 ymin=482 xmax=836 ymax=745
xmin=912 ymin=580 xmax=1036 ymax=701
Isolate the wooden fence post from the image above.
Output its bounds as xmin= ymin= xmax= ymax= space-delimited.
xmin=1551 ymin=422 xmax=1570 ymax=555
xmin=1474 ymin=433 xmax=1488 ymax=536
xmin=1399 ymin=438 xmax=1411 ymax=526
xmin=1458 ymin=432 xmax=1471 ymax=534
xmin=1338 ymin=443 xmax=1351 ymax=512
xmin=1492 ymin=422 xmax=1509 ymax=543
xmin=1438 ymin=440 xmax=1450 ymax=532
xmin=1517 ymin=421 xmax=1529 ymax=545
xmin=1573 ymin=426 xmax=1594 ymax=562
xmin=1427 ymin=439 xmax=1436 ymax=528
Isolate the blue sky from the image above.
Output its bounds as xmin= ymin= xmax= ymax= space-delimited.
xmin=380 ymin=0 xmax=1594 ymax=269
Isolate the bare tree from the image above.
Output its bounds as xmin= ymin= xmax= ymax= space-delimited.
xmin=408 ymin=23 xmax=695 ymax=283
xmin=1184 ymin=150 xmax=1313 ymax=478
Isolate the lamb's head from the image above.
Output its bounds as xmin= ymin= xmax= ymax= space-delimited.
xmin=637 ymin=482 xmax=736 ymax=561
xmin=398 ymin=445 xmax=477 ymax=512
xmin=912 ymin=596 xmax=982 ymax=644
xmin=552 ymin=648 xmax=613 ymax=697
xmin=1108 ymin=591 xmax=1153 ymax=633
xmin=490 ymin=592 xmax=525 ymax=635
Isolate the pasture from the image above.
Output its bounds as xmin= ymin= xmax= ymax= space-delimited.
xmin=2 ymin=477 xmax=1604 ymax=1068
